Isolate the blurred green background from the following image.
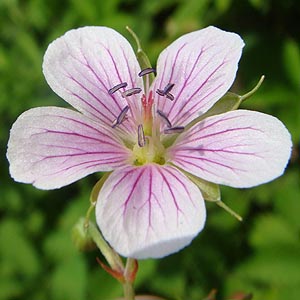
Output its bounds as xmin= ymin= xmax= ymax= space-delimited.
xmin=0 ymin=0 xmax=299 ymax=299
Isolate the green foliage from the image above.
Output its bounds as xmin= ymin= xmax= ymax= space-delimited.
xmin=1 ymin=0 xmax=299 ymax=300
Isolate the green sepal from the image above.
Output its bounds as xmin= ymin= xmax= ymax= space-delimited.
xmin=215 ymin=200 xmax=243 ymax=222
xmin=172 ymin=164 xmax=242 ymax=221
xmin=126 ymin=26 xmax=155 ymax=85
xmin=186 ymin=171 xmax=243 ymax=221
xmin=201 ymin=91 xmax=242 ymax=119
xmin=190 ymin=172 xmax=243 ymax=221
xmin=185 ymin=75 xmax=265 ymax=131
xmin=90 ymin=172 xmax=111 ymax=204
xmin=172 ymin=164 xmax=220 ymax=202
xmin=185 ymin=172 xmax=221 ymax=202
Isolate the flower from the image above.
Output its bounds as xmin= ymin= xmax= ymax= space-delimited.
xmin=7 ymin=26 xmax=292 ymax=259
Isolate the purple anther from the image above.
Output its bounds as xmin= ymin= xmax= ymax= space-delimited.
xmin=112 ymin=105 xmax=129 ymax=128
xmin=164 ymin=126 xmax=185 ymax=134
xmin=138 ymin=68 xmax=156 ymax=77
xmin=163 ymin=83 xmax=175 ymax=94
xmin=121 ymin=87 xmax=142 ymax=97
xmin=166 ymin=93 xmax=174 ymax=101
xmin=156 ymin=83 xmax=175 ymax=100
xmin=156 ymin=89 xmax=165 ymax=96
xmin=156 ymin=110 xmax=172 ymax=128
xmin=108 ymin=82 xmax=128 ymax=95
xmin=137 ymin=124 xmax=146 ymax=147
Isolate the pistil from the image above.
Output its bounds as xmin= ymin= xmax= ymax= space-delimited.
xmin=141 ymin=91 xmax=154 ymax=136
xmin=108 ymin=71 xmax=183 ymax=165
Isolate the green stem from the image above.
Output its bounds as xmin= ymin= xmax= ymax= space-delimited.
xmin=123 ymin=281 xmax=135 ymax=300
xmin=88 ymin=222 xmax=124 ymax=272
xmin=123 ymin=258 xmax=137 ymax=300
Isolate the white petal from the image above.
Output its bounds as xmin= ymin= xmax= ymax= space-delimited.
xmin=7 ymin=107 xmax=131 ymax=189
xmin=96 ymin=164 xmax=206 ymax=259
xmin=169 ymin=110 xmax=292 ymax=188
xmin=152 ymin=26 xmax=244 ymax=127
xmin=43 ymin=26 xmax=143 ymax=132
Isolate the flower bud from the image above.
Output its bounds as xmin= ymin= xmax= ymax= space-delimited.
xmin=72 ymin=218 xmax=96 ymax=251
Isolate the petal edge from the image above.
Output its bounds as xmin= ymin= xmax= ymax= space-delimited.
xmin=169 ymin=110 xmax=292 ymax=188
xmin=7 ymin=107 xmax=130 ymax=189
xmin=96 ymin=164 xmax=206 ymax=258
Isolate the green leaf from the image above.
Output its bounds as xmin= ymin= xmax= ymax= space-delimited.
xmin=274 ymin=170 xmax=300 ymax=230
xmin=150 ymin=272 xmax=185 ymax=300
xmin=50 ymin=256 xmax=87 ymax=300
xmin=0 ymin=277 xmax=23 ymax=299
xmin=283 ymin=38 xmax=300 ymax=90
xmin=135 ymin=259 xmax=157 ymax=286
xmin=88 ymin=268 xmax=123 ymax=299
xmin=43 ymin=229 xmax=77 ymax=262
xmin=215 ymin=0 xmax=232 ymax=13
xmin=0 ymin=218 xmax=40 ymax=277
xmin=249 ymin=214 xmax=298 ymax=249
xmin=249 ymin=0 xmax=270 ymax=12
xmin=236 ymin=247 xmax=300 ymax=286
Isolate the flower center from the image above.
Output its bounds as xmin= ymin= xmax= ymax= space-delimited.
xmin=108 ymin=68 xmax=184 ymax=166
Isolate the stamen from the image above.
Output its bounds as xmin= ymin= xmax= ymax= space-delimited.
xmin=138 ymin=68 xmax=156 ymax=77
xmin=156 ymin=89 xmax=165 ymax=96
xmin=108 ymin=82 xmax=128 ymax=95
xmin=163 ymin=83 xmax=175 ymax=94
xmin=156 ymin=83 xmax=175 ymax=101
xmin=166 ymin=93 xmax=174 ymax=101
xmin=122 ymin=87 xmax=142 ymax=97
xmin=137 ymin=124 xmax=146 ymax=147
xmin=156 ymin=110 xmax=172 ymax=128
xmin=164 ymin=126 xmax=185 ymax=134
xmin=112 ymin=105 xmax=129 ymax=128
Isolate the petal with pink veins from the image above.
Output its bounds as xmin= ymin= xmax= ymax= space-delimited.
xmin=96 ymin=164 xmax=206 ymax=259
xmin=7 ymin=107 xmax=131 ymax=190
xmin=169 ymin=110 xmax=292 ymax=188
xmin=153 ymin=26 xmax=244 ymax=127
xmin=43 ymin=26 xmax=143 ymax=132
